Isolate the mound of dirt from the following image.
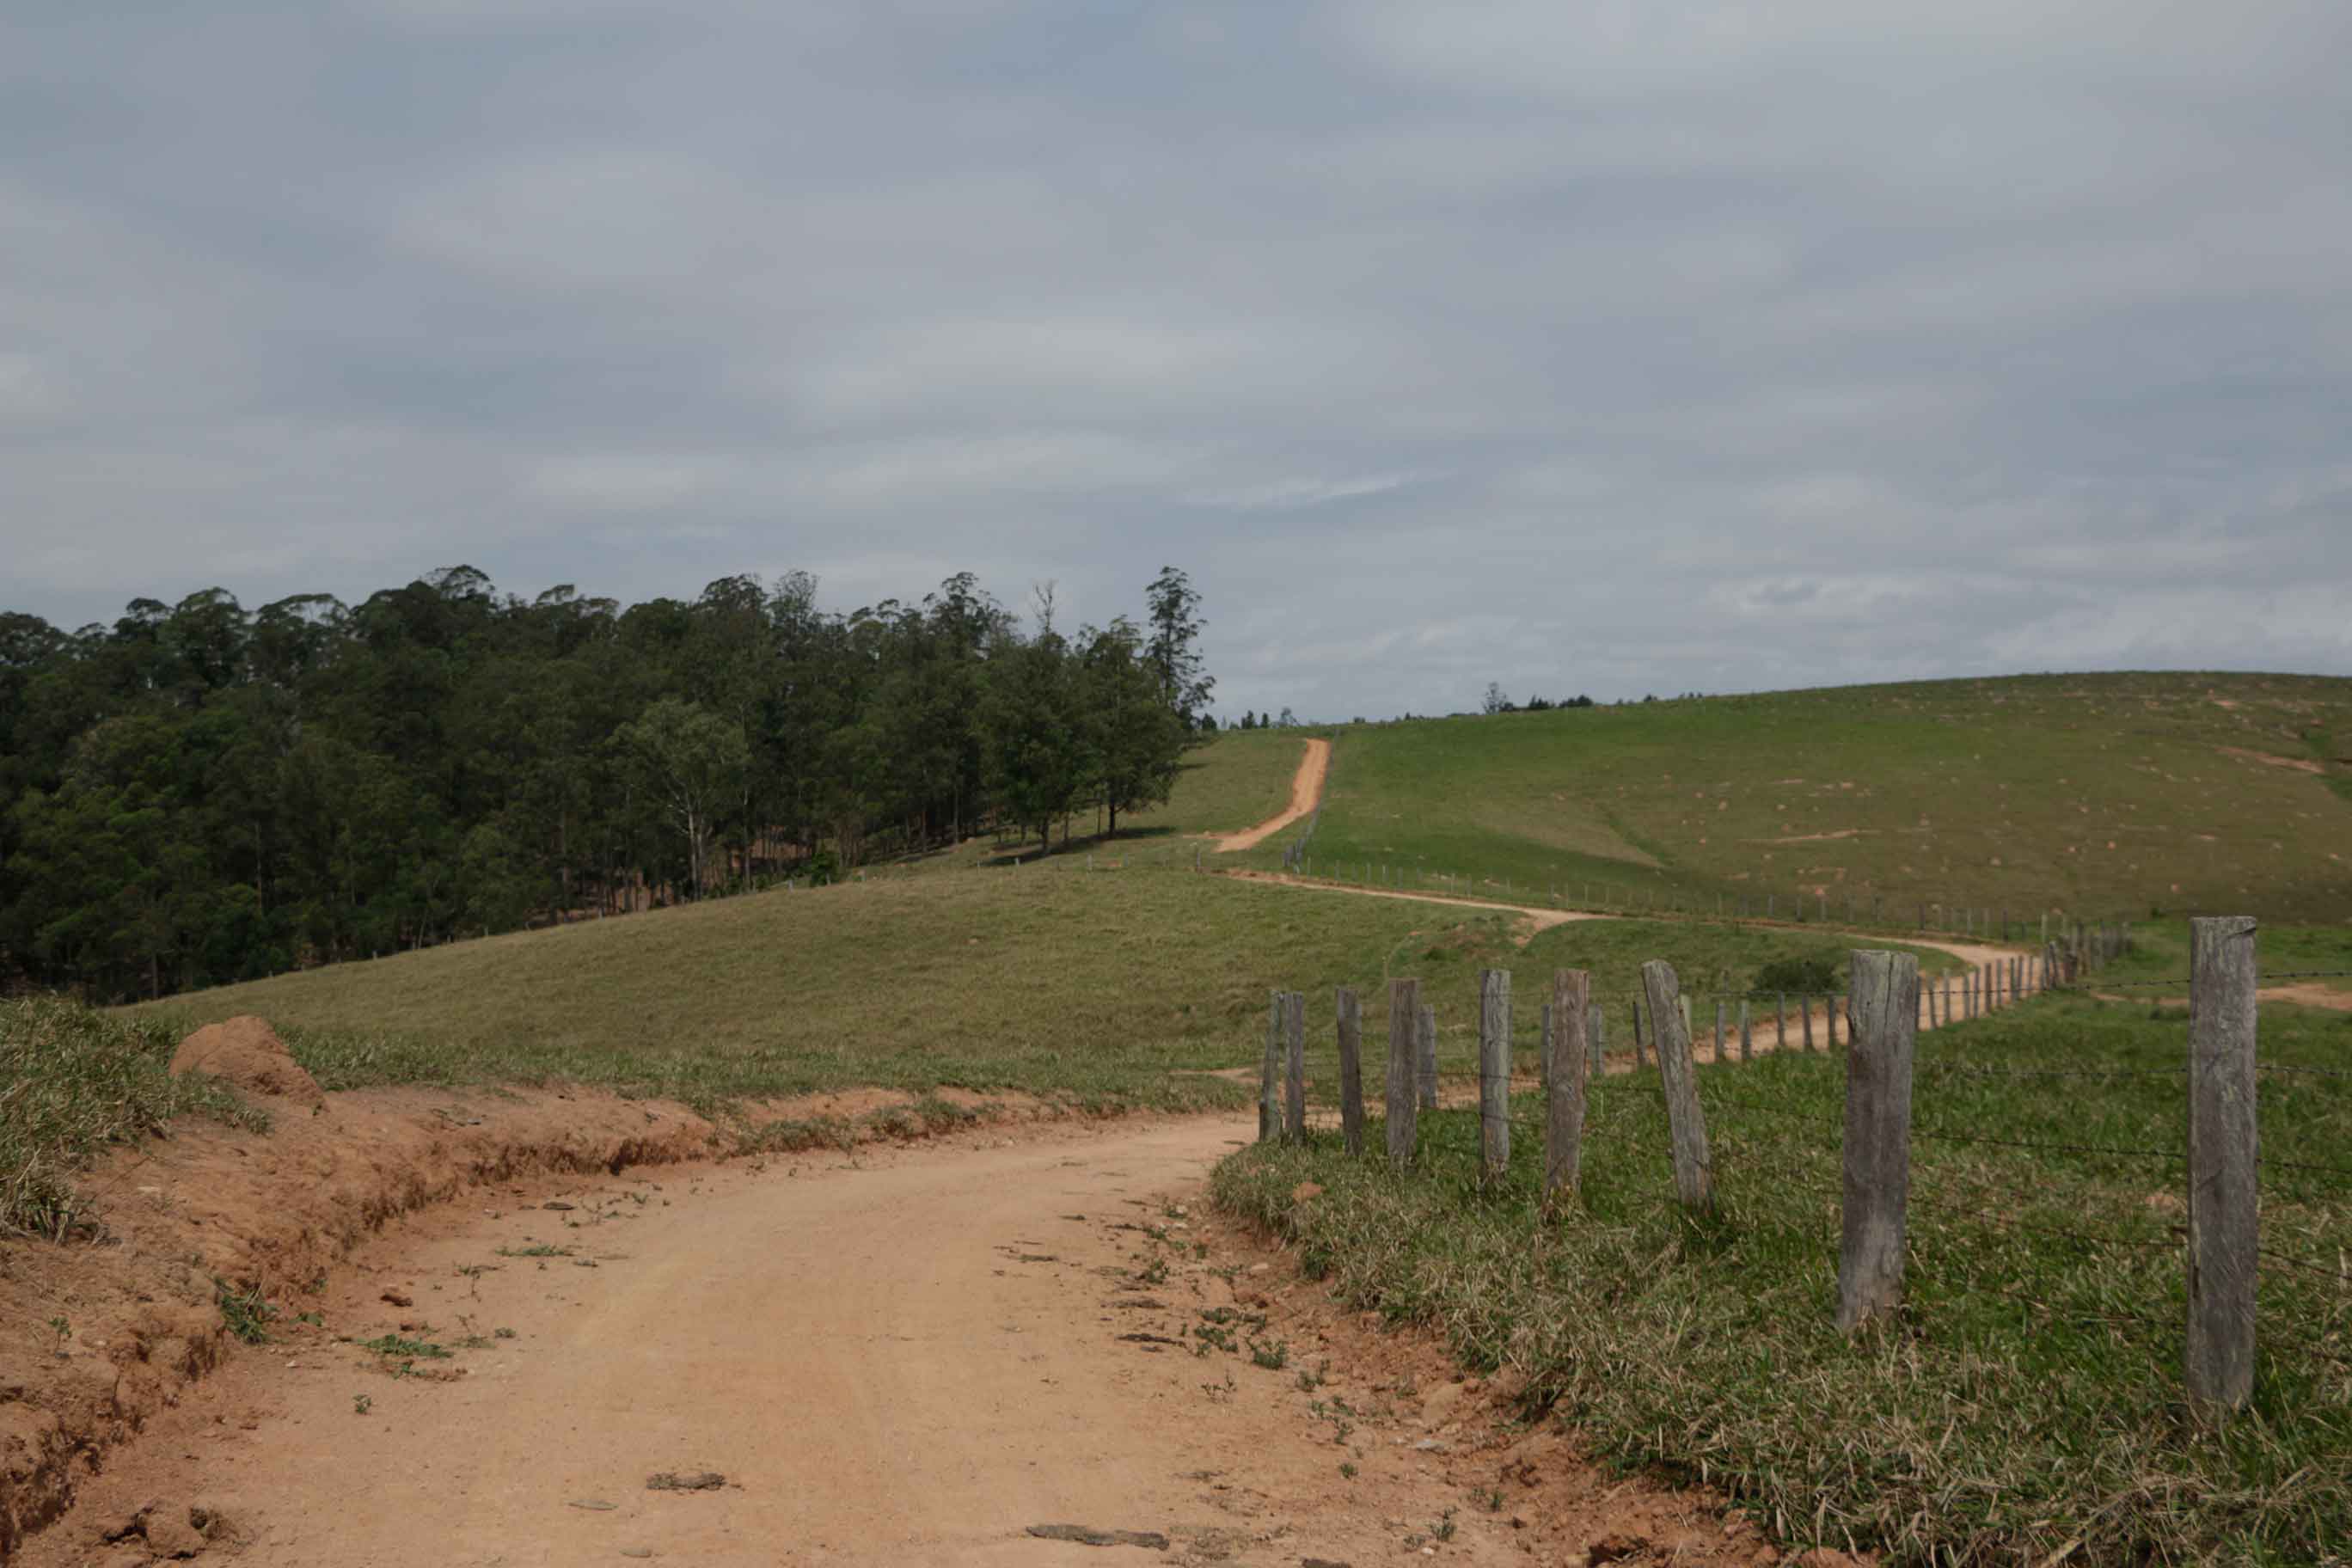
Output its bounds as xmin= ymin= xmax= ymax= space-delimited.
xmin=168 ymin=1017 xmax=323 ymax=1106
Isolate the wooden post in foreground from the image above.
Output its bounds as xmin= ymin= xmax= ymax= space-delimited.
xmin=1416 ymin=1005 xmax=1438 ymax=1111
xmin=2187 ymin=916 xmax=2258 ymax=1411
xmin=1479 ymin=969 xmax=1511 ymax=1179
xmin=1385 ymin=978 xmax=1419 ymax=1170
xmin=1259 ymin=993 xmax=1282 ymax=1142
xmin=1547 ymin=970 xmax=1590 ymax=1199
xmin=1837 ymin=951 xmax=1919 ymax=1332
xmin=1336 ymin=986 xmax=1364 ymax=1156
xmin=1283 ymin=990 xmax=1307 ymax=1142
xmin=1640 ymin=961 xmax=1714 ymax=1213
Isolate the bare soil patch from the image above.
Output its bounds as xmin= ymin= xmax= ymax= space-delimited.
xmin=2216 ymin=744 xmax=2325 ymax=775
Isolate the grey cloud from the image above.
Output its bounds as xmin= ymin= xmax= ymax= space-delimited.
xmin=2 ymin=0 xmax=2348 ymax=718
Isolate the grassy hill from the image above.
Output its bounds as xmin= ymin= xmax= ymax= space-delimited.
xmin=1245 ymin=671 xmax=2352 ymax=925
xmin=134 ymin=864 xmax=1968 ymax=1115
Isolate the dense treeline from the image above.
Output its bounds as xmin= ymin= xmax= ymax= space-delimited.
xmin=0 ymin=565 xmax=1213 ymax=1001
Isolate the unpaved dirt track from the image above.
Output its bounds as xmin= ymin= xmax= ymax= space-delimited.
xmin=30 ymin=1116 xmax=1762 ymax=1568
xmin=1213 ymin=738 xmax=1330 ymax=853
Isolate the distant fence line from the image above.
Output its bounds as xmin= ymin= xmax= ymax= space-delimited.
xmin=1255 ymin=918 xmax=2342 ymax=1413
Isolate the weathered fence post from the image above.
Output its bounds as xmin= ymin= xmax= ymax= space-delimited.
xmin=1586 ymin=1002 xmax=1606 ymax=1081
xmin=1802 ymin=995 xmax=1816 ymax=1051
xmin=1713 ymin=998 xmax=1726 ymax=1061
xmin=1739 ymin=1000 xmax=1752 ymax=1063
xmin=1837 ymin=950 xmax=1920 ymax=1332
xmin=1479 ymin=969 xmax=1512 ymax=1179
xmin=1283 ymin=990 xmax=1307 ymax=1142
xmin=1417 ymin=1004 xmax=1438 ymax=1110
xmin=1776 ymin=992 xmax=1786 ymax=1051
xmin=1386 ymin=978 xmax=1420 ymax=1169
xmin=1336 ymin=985 xmax=1364 ymax=1156
xmin=1259 ymin=993 xmax=1283 ymax=1142
xmin=2186 ymin=916 xmax=2258 ymax=1411
xmin=1632 ymin=997 xmax=1647 ymax=1069
xmin=1547 ymin=970 xmax=1590 ymax=1199
xmin=1640 ymin=961 xmax=1714 ymax=1212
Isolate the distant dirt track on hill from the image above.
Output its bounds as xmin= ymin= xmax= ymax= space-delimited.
xmin=1213 ymin=736 xmax=1330 ymax=852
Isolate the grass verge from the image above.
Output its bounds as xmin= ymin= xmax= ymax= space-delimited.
xmin=1 ymin=995 xmax=266 ymax=1239
xmin=1214 ymin=994 xmax=2352 ymax=1564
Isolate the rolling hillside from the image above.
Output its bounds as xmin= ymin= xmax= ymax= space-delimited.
xmin=1248 ymin=671 xmax=2352 ymax=924
xmin=135 ymin=863 xmax=1969 ymax=1111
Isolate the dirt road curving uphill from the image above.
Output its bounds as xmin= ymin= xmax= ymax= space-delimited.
xmin=1213 ymin=738 xmax=1330 ymax=853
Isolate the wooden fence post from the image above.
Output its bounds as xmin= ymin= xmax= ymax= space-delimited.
xmin=2187 ymin=916 xmax=2258 ymax=1411
xmin=1586 ymin=1002 xmax=1606 ymax=1081
xmin=1259 ymin=992 xmax=1283 ymax=1142
xmin=1547 ymin=970 xmax=1590 ymax=1199
xmin=1336 ymin=986 xmax=1364 ymax=1156
xmin=1479 ymin=969 xmax=1512 ymax=1179
xmin=1776 ymin=992 xmax=1786 ymax=1051
xmin=1802 ymin=995 xmax=1816 ymax=1051
xmin=1417 ymin=1004 xmax=1438 ymax=1110
xmin=1837 ymin=950 xmax=1920 ymax=1332
xmin=1713 ymin=999 xmax=1726 ymax=1061
xmin=1739 ymin=1001 xmax=1752 ymax=1063
xmin=1283 ymin=991 xmax=1307 ymax=1142
xmin=1640 ymin=961 xmax=1714 ymax=1212
xmin=1386 ymin=978 xmax=1420 ymax=1169
xmin=1632 ymin=997 xmax=1647 ymax=1069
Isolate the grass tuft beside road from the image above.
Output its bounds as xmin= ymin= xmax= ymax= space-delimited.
xmin=0 ymin=996 xmax=265 ymax=1239
xmin=1215 ymin=993 xmax=2352 ymax=1565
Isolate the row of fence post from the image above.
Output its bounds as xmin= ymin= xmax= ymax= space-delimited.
xmin=1258 ymin=916 xmax=2259 ymax=1412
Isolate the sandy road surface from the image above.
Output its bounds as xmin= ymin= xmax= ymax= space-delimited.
xmin=1213 ymin=738 xmax=1330 ymax=853
xmin=33 ymin=1115 xmax=1766 ymax=1568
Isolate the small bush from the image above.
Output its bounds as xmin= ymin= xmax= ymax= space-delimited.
xmin=1750 ymin=955 xmax=1841 ymax=995
xmin=1 ymin=996 xmax=266 ymax=1239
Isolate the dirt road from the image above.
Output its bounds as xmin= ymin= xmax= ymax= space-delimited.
xmin=34 ymin=1115 xmax=1762 ymax=1568
xmin=1213 ymin=738 xmax=1330 ymax=853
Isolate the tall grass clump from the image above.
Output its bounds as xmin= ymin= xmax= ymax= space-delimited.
xmin=0 ymin=995 xmax=266 ymax=1239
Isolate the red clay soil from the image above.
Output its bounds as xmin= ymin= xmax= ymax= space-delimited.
xmin=0 ymin=1078 xmax=1049 ymax=1560
xmin=8 ymin=1106 xmax=1854 ymax=1567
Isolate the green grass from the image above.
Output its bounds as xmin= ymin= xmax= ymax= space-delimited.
xmin=2104 ymin=922 xmax=2352 ymax=997
xmin=1258 ymin=673 xmax=2352 ymax=926
xmin=0 ymin=995 xmax=266 ymax=1239
xmin=133 ymin=867 xmax=1967 ymax=1117
xmin=1215 ymin=992 xmax=2352 ymax=1565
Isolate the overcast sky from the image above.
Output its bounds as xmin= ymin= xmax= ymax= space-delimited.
xmin=5 ymin=2 xmax=2349 ymax=718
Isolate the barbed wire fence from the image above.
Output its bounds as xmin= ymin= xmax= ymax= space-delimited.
xmin=1253 ymin=920 xmax=2349 ymax=1413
